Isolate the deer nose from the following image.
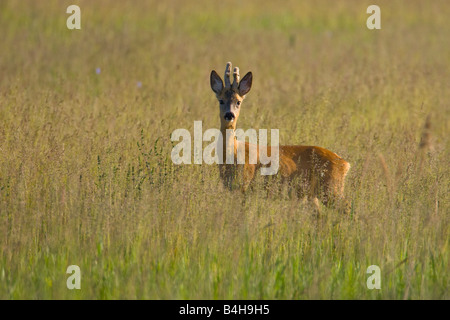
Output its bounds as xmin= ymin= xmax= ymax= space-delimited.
xmin=224 ymin=112 xmax=235 ymax=122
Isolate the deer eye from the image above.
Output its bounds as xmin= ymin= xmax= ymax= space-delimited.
xmin=236 ymin=101 xmax=241 ymax=106
xmin=219 ymin=100 xmax=224 ymax=104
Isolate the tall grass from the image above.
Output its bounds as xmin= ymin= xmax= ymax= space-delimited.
xmin=0 ymin=0 xmax=448 ymax=299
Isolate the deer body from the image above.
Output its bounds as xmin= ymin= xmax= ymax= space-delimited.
xmin=211 ymin=62 xmax=350 ymax=208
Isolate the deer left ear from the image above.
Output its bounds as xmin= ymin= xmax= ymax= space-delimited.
xmin=238 ymin=72 xmax=252 ymax=96
xmin=210 ymin=70 xmax=224 ymax=95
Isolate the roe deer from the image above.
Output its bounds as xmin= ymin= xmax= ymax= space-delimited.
xmin=210 ymin=62 xmax=350 ymax=210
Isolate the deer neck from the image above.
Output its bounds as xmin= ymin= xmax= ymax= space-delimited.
xmin=220 ymin=125 xmax=237 ymax=164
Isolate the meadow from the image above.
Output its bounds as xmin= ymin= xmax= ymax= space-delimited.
xmin=0 ymin=0 xmax=448 ymax=299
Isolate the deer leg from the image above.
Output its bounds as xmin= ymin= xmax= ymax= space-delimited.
xmin=220 ymin=164 xmax=236 ymax=190
xmin=241 ymin=163 xmax=256 ymax=193
xmin=323 ymin=178 xmax=351 ymax=214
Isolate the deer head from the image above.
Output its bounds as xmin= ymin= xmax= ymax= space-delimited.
xmin=210 ymin=62 xmax=252 ymax=130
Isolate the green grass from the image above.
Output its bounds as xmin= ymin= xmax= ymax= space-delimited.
xmin=0 ymin=0 xmax=448 ymax=299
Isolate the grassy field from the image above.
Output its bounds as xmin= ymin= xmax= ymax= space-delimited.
xmin=0 ymin=0 xmax=448 ymax=299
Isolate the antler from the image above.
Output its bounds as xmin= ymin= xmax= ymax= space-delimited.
xmin=224 ymin=62 xmax=232 ymax=88
xmin=232 ymin=67 xmax=240 ymax=90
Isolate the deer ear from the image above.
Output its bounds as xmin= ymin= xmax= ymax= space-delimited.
xmin=210 ymin=70 xmax=224 ymax=95
xmin=238 ymin=72 xmax=252 ymax=96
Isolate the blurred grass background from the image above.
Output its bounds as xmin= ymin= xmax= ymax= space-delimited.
xmin=0 ymin=0 xmax=448 ymax=299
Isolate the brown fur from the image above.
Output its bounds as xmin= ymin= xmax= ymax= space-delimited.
xmin=239 ymin=143 xmax=350 ymax=206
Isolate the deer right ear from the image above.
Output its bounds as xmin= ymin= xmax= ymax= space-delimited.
xmin=210 ymin=70 xmax=224 ymax=95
